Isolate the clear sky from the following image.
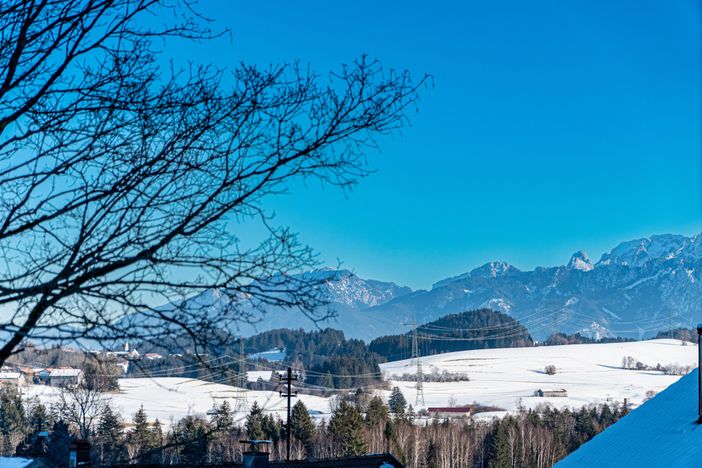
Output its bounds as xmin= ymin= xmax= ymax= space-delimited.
xmin=177 ymin=1 xmax=701 ymax=289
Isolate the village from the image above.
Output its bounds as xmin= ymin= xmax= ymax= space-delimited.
xmin=0 ymin=343 xmax=165 ymax=390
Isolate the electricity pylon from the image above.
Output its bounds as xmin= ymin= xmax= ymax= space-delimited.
xmin=233 ymin=337 xmax=249 ymax=412
xmin=411 ymin=320 xmax=425 ymax=406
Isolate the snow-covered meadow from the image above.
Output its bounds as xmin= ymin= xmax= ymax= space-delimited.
xmin=380 ymin=339 xmax=697 ymax=414
xmin=22 ymin=339 xmax=697 ymax=426
xmin=25 ymin=376 xmax=331 ymax=428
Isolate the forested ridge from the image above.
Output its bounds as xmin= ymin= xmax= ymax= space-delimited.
xmin=370 ymin=309 xmax=533 ymax=360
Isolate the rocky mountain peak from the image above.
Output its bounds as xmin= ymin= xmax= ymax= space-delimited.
xmin=568 ymin=250 xmax=593 ymax=271
xmin=470 ymin=261 xmax=518 ymax=278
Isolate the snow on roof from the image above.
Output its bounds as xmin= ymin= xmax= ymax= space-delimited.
xmin=0 ymin=457 xmax=34 ymax=467
xmin=556 ymin=369 xmax=702 ymax=467
xmin=49 ymin=368 xmax=82 ymax=377
xmin=428 ymin=406 xmax=472 ymax=413
xmin=0 ymin=372 xmax=21 ymax=380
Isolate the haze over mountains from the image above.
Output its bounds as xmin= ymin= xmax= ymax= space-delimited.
xmin=157 ymin=233 xmax=702 ymax=341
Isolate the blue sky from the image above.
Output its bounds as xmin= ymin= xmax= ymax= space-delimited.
xmin=178 ymin=1 xmax=700 ymax=289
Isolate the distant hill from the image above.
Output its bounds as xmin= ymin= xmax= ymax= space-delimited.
xmin=244 ymin=328 xmax=384 ymax=389
xmin=369 ymin=309 xmax=533 ymax=360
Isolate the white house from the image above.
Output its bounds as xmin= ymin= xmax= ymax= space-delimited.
xmin=0 ymin=372 xmax=26 ymax=387
xmin=49 ymin=368 xmax=84 ymax=387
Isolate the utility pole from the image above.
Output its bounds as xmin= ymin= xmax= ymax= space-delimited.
xmin=279 ymin=367 xmax=298 ymax=461
xmin=411 ymin=320 xmax=425 ymax=406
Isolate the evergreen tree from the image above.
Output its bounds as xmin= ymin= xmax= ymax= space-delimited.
xmin=45 ymin=420 xmax=72 ymax=467
xmin=126 ymin=406 xmax=160 ymax=464
xmin=15 ymin=398 xmax=50 ymax=458
xmin=383 ymin=420 xmax=395 ymax=444
xmin=151 ymin=419 xmax=164 ymax=464
xmin=388 ymin=387 xmax=407 ymax=416
xmin=245 ymin=402 xmax=265 ymax=440
xmin=173 ymin=415 xmax=210 ymax=465
xmin=262 ymin=414 xmax=281 ymax=442
xmin=210 ymin=401 xmax=234 ymax=432
xmin=96 ymin=405 xmax=124 ymax=465
xmin=365 ymin=396 xmax=389 ymax=427
xmin=329 ymin=401 xmax=366 ymax=457
xmin=426 ymin=439 xmax=437 ymax=468
xmin=290 ymin=400 xmax=316 ymax=455
xmin=599 ymin=403 xmax=615 ymax=427
xmin=487 ymin=417 xmax=513 ymax=468
xmin=0 ymin=384 xmax=26 ymax=455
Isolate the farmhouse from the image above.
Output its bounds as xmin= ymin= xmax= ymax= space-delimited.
xmin=534 ymin=388 xmax=568 ymax=397
xmin=427 ymin=406 xmax=472 ymax=418
xmin=0 ymin=372 xmax=26 ymax=387
xmin=49 ymin=368 xmax=83 ymax=387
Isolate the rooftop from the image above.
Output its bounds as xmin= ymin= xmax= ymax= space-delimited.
xmin=428 ymin=406 xmax=472 ymax=413
xmin=556 ymin=368 xmax=702 ymax=467
xmin=112 ymin=453 xmax=404 ymax=468
xmin=0 ymin=372 xmax=21 ymax=379
xmin=49 ymin=368 xmax=82 ymax=377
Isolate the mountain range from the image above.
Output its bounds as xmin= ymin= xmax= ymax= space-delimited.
xmin=152 ymin=233 xmax=702 ymax=341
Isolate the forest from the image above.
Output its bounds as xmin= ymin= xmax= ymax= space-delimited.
xmin=369 ymin=309 xmax=534 ymax=360
xmin=0 ymin=382 xmax=627 ymax=467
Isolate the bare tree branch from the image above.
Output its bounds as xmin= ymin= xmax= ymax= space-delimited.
xmin=0 ymin=0 xmax=427 ymax=367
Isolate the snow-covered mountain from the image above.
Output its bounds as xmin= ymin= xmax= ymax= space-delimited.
xmin=136 ymin=269 xmax=414 ymax=341
xmin=145 ymin=233 xmax=702 ymax=341
xmin=372 ymin=233 xmax=702 ymax=340
xmin=300 ymin=268 xmax=412 ymax=308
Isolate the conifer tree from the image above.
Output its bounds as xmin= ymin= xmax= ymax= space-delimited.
xmin=151 ymin=419 xmax=164 ymax=464
xmin=0 ymin=384 xmax=26 ymax=455
xmin=173 ymin=415 xmax=210 ymax=465
xmin=365 ymin=396 xmax=389 ymax=427
xmin=487 ymin=417 xmax=513 ymax=468
xmin=127 ymin=406 xmax=160 ymax=464
xmin=329 ymin=401 xmax=366 ymax=457
xmin=97 ymin=405 xmax=124 ymax=465
xmin=245 ymin=402 xmax=265 ymax=440
xmin=262 ymin=414 xmax=282 ymax=442
xmin=15 ymin=398 xmax=50 ymax=458
xmin=290 ymin=400 xmax=316 ymax=456
xmin=388 ymin=387 xmax=407 ymax=416
xmin=45 ymin=420 xmax=72 ymax=466
xmin=599 ymin=403 xmax=615 ymax=427
xmin=210 ymin=401 xmax=234 ymax=432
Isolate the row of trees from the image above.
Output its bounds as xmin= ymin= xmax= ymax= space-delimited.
xmin=0 ymin=379 xmax=627 ymax=467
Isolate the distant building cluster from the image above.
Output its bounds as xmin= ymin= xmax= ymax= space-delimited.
xmin=0 ymin=342 xmax=169 ymax=391
xmin=0 ymin=365 xmax=84 ymax=388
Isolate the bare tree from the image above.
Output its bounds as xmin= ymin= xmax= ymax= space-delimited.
xmin=0 ymin=1 xmax=426 ymax=366
xmin=53 ymin=383 xmax=107 ymax=439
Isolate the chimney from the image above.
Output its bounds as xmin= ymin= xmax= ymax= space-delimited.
xmin=241 ymin=440 xmax=271 ymax=468
xmin=697 ymin=325 xmax=702 ymax=423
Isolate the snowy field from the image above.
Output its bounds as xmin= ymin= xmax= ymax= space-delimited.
xmin=25 ymin=376 xmax=330 ymax=428
xmin=21 ymin=339 xmax=697 ymax=426
xmin=380 ymin=339 xmax=697 ymax=413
